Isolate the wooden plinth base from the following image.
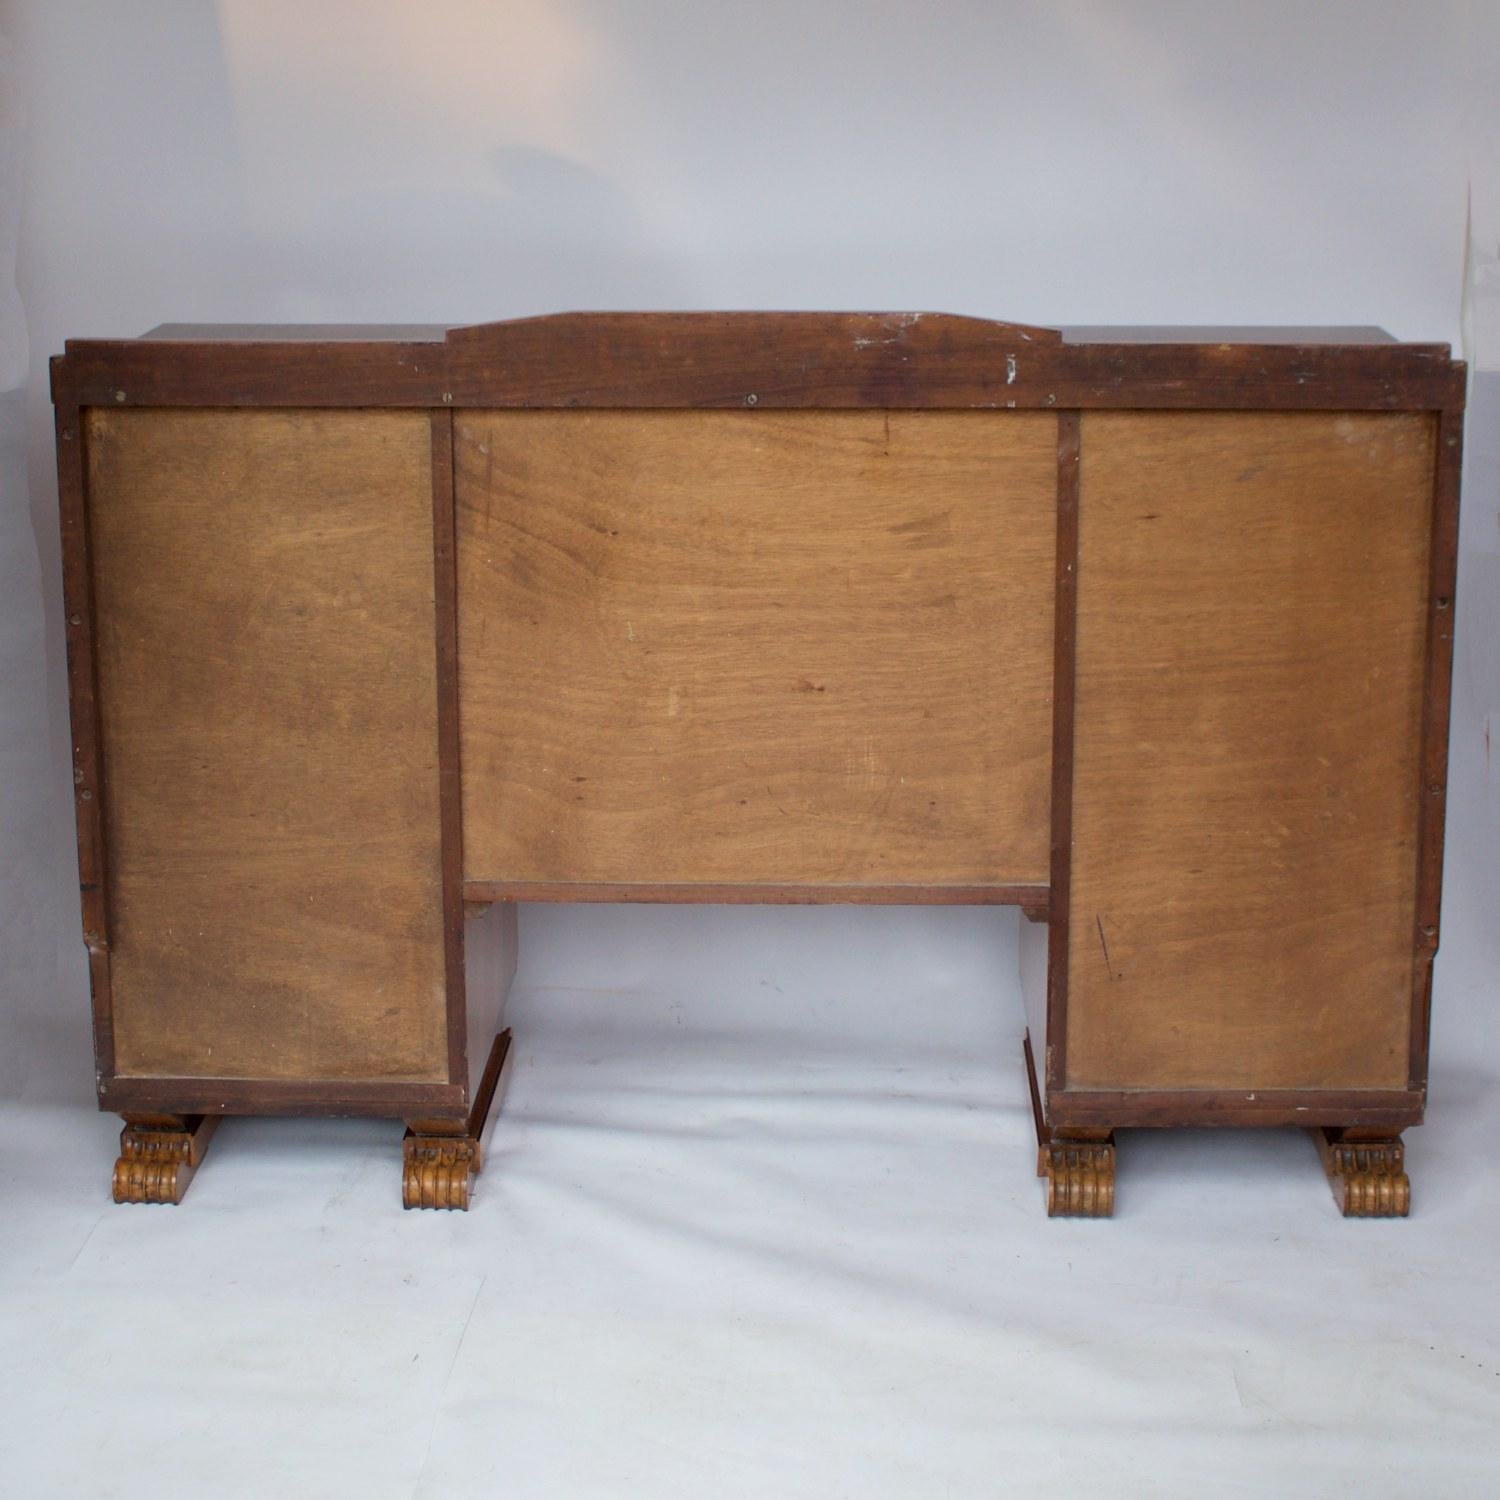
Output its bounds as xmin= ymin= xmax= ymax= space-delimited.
xmin=1313 ymin=1127 xmax=1411 ymax=1217
xmin=113 ymin=1113 xmax=219 ymax=1204
xmin=1022 ymin=1033 xmax=1414 ymax=1220
xmin=402 ymin=1029 xmax=513 ymax=1210
xmin=1023 ymin=1032 xmax=1116 ymax=1217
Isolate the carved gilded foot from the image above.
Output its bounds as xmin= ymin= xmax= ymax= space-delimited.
xmin=402 ymin=1136 xmax=478 ymax=1210
xmin=1040 ymin=1136 xmax=1117 ymax=1217
xmin=1314 ymin=1128 xmax=1411 ymax=1217
xmin=402 ymin=1029 xmax=512 ymax=1211
xmin=113 ymin=1114 xmax=219 ymax=1204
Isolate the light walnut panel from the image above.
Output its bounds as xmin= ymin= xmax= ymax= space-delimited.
xmin=1064 ymin=411 xmax=1435 ymax=1092
xmin=456 ymin=410 xmax=1057 ymax=891
xmin=87 ymin=409 xmax=450 ymax=1082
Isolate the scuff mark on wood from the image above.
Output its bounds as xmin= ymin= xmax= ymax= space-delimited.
xmin=1096 ymin=912 xmax=1119 ymax=980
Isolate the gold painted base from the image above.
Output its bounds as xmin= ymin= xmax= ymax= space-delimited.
xmin=1314 ymin=1128 xmax=1411 ymax=1217
xmin=113 ymin=1114 xmax=219 ymax=1204
xmin=402 ymin=1029 xmax=512 ymax=1211
xmin=402 ymin=1137 xmax=478 ymax=1210
xmin=1040 ymin=1137 xmax=1117 ymax=1217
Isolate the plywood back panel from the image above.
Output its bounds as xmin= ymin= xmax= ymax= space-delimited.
xmin=457 ymin=410 xmax=1056 ymax=889
xmin=1065 ymin=412 xmax=1434 ymax=1091
xmin=87 ymin=409 xmax=449 ymax=1081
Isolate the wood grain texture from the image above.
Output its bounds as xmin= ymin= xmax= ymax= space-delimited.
xmin=1409 ymin=406 xmax=1464 ymax=1088
xmin=457 ymin=409 xmax=1057 ymax=889
xmin=1063 ymin=412 xmax=1436 ymax=1092
xmin=1044 ymin=413 xmax=1081 ymax=1091
xmin=55 ymin=400 xmax=116 ymax=1079
xmin=87 ymin=408 xmax=449 ymax=1082
xmin=430 ymin=410 xmax=468 ymax=1093
xmin=464 ymin=879 xmax=1048 ymax=910
xmin=99 ymin=1077 xmax=466 ymax=1117
xmin=1046 ymin=1087 xmax=1424 ymax=1131
xmin=52 ymin=314 xmax=1465 ymax=413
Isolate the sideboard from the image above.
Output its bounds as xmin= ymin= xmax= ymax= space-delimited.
xmin=50 ymin=314 xmax=1465 ymax=1216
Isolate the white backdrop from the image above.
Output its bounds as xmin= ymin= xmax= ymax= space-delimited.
xmin=2 ymin=4 xmax=1499 ymax=1496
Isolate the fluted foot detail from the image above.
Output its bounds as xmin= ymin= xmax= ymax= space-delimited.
xmin=112 ymin=1115 xmax=218 ymax=1205
xmin=1314 ymin=1130 xmax=1410 ymax=1218
xmin=1042 ymin=1138 xmax=1116 ymax=1217
xmin=402 ymin=1137 xmax=477 ymax=1210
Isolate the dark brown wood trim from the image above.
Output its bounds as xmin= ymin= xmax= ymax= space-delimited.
xmin=54 ymin=342 xmax=440 ymax=410
xmin=54 ymin=392 xmax=116 ymax=1083
xmin=442 ymin=316 xmax=1461 ymax=411
xmin=51 ymin=314 xmax=1465 ymax=413
xmin=102 ymin=1076 xmax=467 ymax=1118
xmin=1409 ymin=405 xmax=1464 ymax=1090
xmin=1047 ymin=1088 xmax=1426 ymax=1131
xmin=1043 ymin=412 xmax=1081 ymax=1097
xmin=430 ymin=410 xmax=469 ymax=1096
xmin=466 ymin=1027 xmax=510 ymax=1141
xmin=449 ymin=309 xmax=1064 ymax=346
xmin=1024 ymin=1032 xmax=1114 ymax=1145
xmin=462 ymin=879 xmax=1049 ymax=912
xmin=1023 ymin=1030 xmax=1050 ymax=1146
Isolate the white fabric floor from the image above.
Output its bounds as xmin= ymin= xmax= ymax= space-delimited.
xmin=2 ymin=897 xmax=1498 ymax=1499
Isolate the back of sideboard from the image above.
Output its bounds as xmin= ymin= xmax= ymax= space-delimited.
xmin=50 ymin=314 xmax=1464 ymax=1211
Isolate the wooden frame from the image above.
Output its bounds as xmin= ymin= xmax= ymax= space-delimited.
xmin=1045 ymin=407 xmax=1449 ymax=1136
xmin=51 ymin=315 xmax=1462 ymax=412
xmin=50 ymin=313 xmax=1465 ymax=1160
xmin=60 ymin=399 xmax=475 ymax=1122
xmin=1408 ymin=406 xmax=1465 ymax=1093
xmin=431 ymin=408 xmax=470 ymax=1100
xmin=1044 ymin=411 xmax=1080 ymax=1102
xmin=462 ymin=880 xmax=1050 ymax=913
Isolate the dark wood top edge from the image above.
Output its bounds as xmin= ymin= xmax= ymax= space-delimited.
xmin=118 ymin=313 xmax=1440 ymax=351
xmin=52 ymin=314 xmax=1465 ymax=412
